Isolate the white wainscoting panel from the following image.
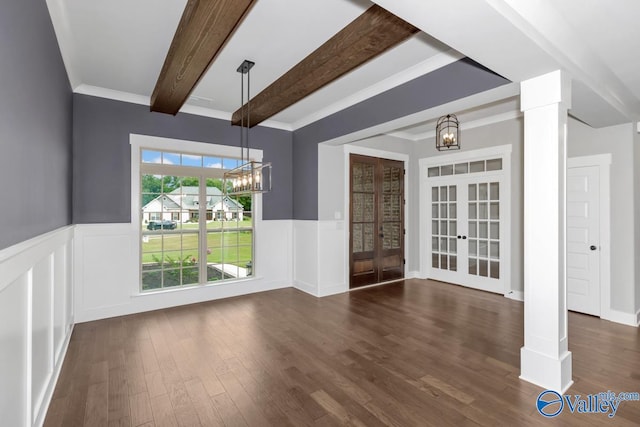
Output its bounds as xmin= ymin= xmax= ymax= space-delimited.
xmin=293 ymin=220 xmax=319 ymax=296
xmin=74 ymin=221 xmax=293 ymax=323
xmin=317 ymin=220 xmax=347 ymax=296
xmin=0 ymin=226 xmax=74 ymax=427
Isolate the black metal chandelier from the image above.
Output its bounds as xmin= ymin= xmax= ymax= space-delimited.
xmin=224 ymin=60 xmax=272 ymax=195
xmin=435 ymin=114 xmax=460 ymax=151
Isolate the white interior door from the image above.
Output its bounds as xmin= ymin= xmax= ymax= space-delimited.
xmin=567 ymin=165 xmax=600 ymax=316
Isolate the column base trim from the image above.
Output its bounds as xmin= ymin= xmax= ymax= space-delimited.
xmin=520 ymin=347 xmax=573 ymax=393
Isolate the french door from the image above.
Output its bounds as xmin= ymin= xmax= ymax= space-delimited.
xmin=350 ymin=154 xmax=404 ymax=288
xmin=428 ymin=174 xmax=505 ymax=294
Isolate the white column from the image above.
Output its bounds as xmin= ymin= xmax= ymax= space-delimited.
xmin=520 ymin=70 xmax=573 ymax=393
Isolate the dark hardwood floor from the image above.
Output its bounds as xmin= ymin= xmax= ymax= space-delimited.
xmin=45 ymin=279 xmax=640 ymax=426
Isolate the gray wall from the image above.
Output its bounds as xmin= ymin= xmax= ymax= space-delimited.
xmin=293 ymin=58 xmax=511 ymax=220
xmin=0 ymin=0 xmax=72 ymax=250
xmin=415 ymin=118 xmax=524 ymax=291
xmin=73 ymin=95 xmax=293 ymax=223
xmin=568 ymin=119 xmax=636 ymax=314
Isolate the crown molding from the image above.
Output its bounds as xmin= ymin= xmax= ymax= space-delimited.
xmin=73 ymin=85 xmax=292 ymax=131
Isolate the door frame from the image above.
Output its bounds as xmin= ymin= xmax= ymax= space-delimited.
xmin=343 ymin=145 xmax=410 ymax=289
xmin=567 ymin=154 xmax=611 ymax=320
xmin=419 ymin=144 xmax=512 ymax=296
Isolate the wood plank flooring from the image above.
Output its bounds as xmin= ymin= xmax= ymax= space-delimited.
xmin=45 ymin=279 xmax=640 ymax=426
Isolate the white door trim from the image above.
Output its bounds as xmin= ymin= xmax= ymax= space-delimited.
xmin=419 ymin=144 xmax=512 ymax=296
xmin=568 ymin=154 xmax=611 ymax=321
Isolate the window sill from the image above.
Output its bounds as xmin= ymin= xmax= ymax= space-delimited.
xmin=131 ymin=276 xmax=263 ymax=298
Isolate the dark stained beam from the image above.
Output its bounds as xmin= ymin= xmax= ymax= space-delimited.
xmin=151 ymin=0 xmax=256 ymax=115
xmin=231 ymin=5 xmax=419 ymax=127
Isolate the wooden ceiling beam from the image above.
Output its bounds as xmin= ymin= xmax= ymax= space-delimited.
xmin=151 ymin=0 xmax=256 ymax=115
xmin=231 ymin=5 xmax=418 ymax=127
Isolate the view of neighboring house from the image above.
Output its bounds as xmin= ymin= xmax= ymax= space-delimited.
xmin=142 ymin=186 xmax=244 ymax=223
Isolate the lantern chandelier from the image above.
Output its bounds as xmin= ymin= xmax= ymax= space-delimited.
xmin=224 ymin=60 xmax=272 ymax=195
xmin=435 ymin=114 xmax=460 ymax=151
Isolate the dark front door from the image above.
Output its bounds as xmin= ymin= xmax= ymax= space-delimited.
xmin=350 ymin=154 xmax=404 ymax=288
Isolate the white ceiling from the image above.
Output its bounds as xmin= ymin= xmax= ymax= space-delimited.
xmin=48 ymin=0 xmax=457 ymax=130
xmin=47 ymin=0 xmax=640 ymax=137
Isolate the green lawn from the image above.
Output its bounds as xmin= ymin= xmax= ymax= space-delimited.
xmin=142 ymin=229 xmax=252 ymax=267
xmin=162 ymin=218 xmax=253 ymax=230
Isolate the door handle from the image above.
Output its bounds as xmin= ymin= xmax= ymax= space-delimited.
xmin=590 ymin=245 xmax=597 ymax=251
xmin=462 ymin=236 xmax=467 ymax=240
xmin=457 ymin=235 xmax=462 ymax=239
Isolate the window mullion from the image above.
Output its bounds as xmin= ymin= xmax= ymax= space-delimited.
xmin=199 ymin=175 xmax=207 ymax=284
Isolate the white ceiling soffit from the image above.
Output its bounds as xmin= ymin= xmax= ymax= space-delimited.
xmin=372 ymin=0 xmax=640 ymax=127
xmin=388 ymin=96 xmax=521 ymax=141
xmin=46 ymin=0 xmax=459 ymax=131
xmin=323 ymin=82 xmax=520 ymax=146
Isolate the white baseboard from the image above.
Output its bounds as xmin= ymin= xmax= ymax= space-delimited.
xmin=293 ymin=280 xmax=318 ymax=297
xmin=637 ymin=309 xmax=640 ymax=327
xmin=601 ymin=308 xmax=639 ymax=327
xmin=77 ymin=280 xmax=292 ymax=323
xmin=407 ymin=270 xmax=421 ymax=279
xmin=318 ymin=283 xmax=346 ymax=297
xmin=505 ymin=290 xmax=524 ymax=301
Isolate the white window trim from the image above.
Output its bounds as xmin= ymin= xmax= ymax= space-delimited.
xmin=130 ymin=134 xmax=263 ymax=295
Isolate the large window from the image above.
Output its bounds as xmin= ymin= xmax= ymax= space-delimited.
xmin=139 ymin=148 xmax=254 ymax=291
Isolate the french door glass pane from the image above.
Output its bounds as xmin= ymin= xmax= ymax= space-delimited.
xmin=479 ymin=203 xmax=488 ymax=219
xmin=479 ymin=183 xmax=488 ymax=200
xmin=469 ymin=222 xmax=477 ymax=238
xmin=449 ymin=186 xmax=457 ymax=201
xmin=490 ymin=222 xmax=499 ymax=239
xmin=450 ymin=256 xmax=457 ymax=271
xmin=479 ymin=222 xmax=488 ymax=239
xmin=490 ymin=202 xmax=499 ymax=219
xmin=490 ymin=261 xmax=500 ymax=279
xmin=469 ymin=184 xmax=477 ymax=201
xmin=490 ymin=182 xmax=499 ymax=200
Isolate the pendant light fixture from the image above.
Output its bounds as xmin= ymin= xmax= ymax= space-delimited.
xmin=435 ymin=114 xmax=460 ymax=151
xmin=224 ymin=60 xmax=272 ymax=195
